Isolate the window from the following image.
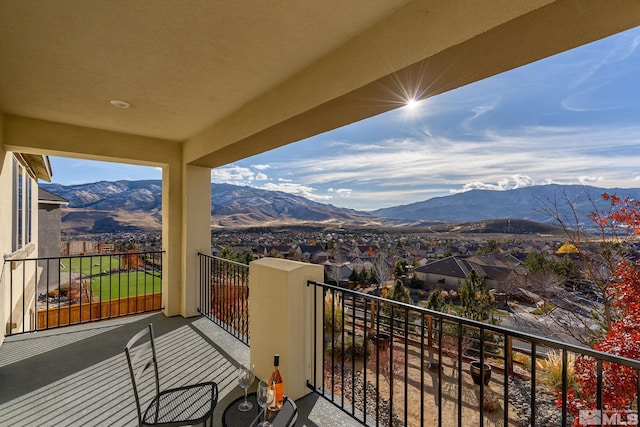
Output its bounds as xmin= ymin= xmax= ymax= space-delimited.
xmin=26 ymin=178 xmax=32 ymax=243
xmin=12 ymin=157 xmax=34 ymax=252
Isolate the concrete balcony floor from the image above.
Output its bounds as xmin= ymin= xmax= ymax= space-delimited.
xmin=0 ymin=313 xmax=360 ymax=426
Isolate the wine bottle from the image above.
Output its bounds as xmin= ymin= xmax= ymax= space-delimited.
xmin=268 ymin=354 xmax=284 ymax=411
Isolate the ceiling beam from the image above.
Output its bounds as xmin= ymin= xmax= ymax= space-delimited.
xmin=185 ymin=0 xmax=640 ymax=169
xmin=3 ymin=115 xmax=181 ymax=168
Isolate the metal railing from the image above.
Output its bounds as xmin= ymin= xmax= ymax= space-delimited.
xmin=198 ymin=253 xmax=249 ymax=346
xmin=4 ymin=251 xmax=163 ymax=336
xmin=307 ymin=280 xmax=640 ymax=427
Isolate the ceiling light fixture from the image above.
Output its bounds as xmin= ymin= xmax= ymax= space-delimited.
xmin=109 ymin=99 xmax=131 ymax=109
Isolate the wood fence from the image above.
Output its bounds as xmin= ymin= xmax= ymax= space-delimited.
xmin=37 ymin=293 xmax=162 ymax=329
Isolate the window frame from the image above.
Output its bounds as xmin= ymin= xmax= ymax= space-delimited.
xmin=11 ymin=156 xmax=34 ymax=252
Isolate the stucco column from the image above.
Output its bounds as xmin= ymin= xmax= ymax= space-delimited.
xmin=182 ymin=165 xmax=211 ymax=317
xmin=249 ymin=258 xmax=324 ymax=400
xmin=0 ymin=114 xmax=6 ymax=345
xmin=161 ymin=163 xmax=182 ymax=316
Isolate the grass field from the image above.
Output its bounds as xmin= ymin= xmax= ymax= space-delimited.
xmin=89 ymin=271 xmax=162 ymax=300
xmin=60 ymin=255 xmax=161 ymax=301
xmin=60 ymin=255 xmax=121 ymax=276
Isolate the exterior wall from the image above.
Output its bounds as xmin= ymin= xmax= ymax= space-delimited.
xmin=38 ymin=201 xmax=62 ymax=290
xmin=0 ymin=115 xmax=42 ymax=342
xmin=0 ymin=114 xmax=8 ymax=344
xmin=424 ymin=273 xmax=462 ymax=291
xmin=38 ymin=203 xmax=61 ymax=257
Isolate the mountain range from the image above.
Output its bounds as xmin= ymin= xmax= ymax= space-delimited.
xmin=372 ymin=184 xmax=640 ymax=224
xmin=40 ymin=180 xmax=640 ymax=234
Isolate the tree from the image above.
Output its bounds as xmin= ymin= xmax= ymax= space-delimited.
xmin=122 ymin=251 xmax=143 ymax=270
xmin=220 ymin=245 xmax=234 ymax=260
xmin=384 ymin=280 xmax=414 ymax=331
xmin=328 ymin=245 xmax=345 ymax=286
xmin=557 ymin=242 xmax=579 ymax=253
xmin=479 ymin=239 xmax=499 ymax=254
xmin=458 ymin=270 xmax=499 ymax=325
xmin=529 ymin=190 xmax=625 ymax=345
xmin=565 ymin=194 xmax=640 ymax=420
xmin=267 ymin=249 xmax=283 ymax=258
xmin=348 ymin=268 xmax=359 ymax=283
xmin=386 ymin=280 xmax=412 ymax=305
xmin=394 ymin=259 xmax=408 ymax=276
xmin=426 ymin=289 xmax=448 ymax=313
xmin=372 ymin=252 xmax=391 ymax=289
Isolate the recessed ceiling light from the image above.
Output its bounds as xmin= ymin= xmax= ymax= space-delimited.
xmin=110 ymin=99 xmax=131 ymax=109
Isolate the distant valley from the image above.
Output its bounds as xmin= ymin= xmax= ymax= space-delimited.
xmin=41 ymin=180 xmax=640 ymax=235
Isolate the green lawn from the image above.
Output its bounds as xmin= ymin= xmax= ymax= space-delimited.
xmin=60 ymin=255 xmax=161 ymax=301
xmin=60 ymin=255 xmax=122 ymax=276
xmin=89 ymin=271 xmax=162 ymax=301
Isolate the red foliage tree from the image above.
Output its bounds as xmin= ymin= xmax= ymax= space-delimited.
xmin=566 ymin=194 xmax=640 ymax=423
xmin=122 ymin=253 xmax=143 ymax=269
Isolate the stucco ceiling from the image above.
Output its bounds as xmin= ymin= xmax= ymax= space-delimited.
xmin=2 ymin=1 xmax=640 ymax=169
xmin=0 ymin=0 xmax=408 ymax=141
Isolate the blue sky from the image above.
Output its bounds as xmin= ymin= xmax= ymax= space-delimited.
xmin=49 ymin=26 xmax=640 ymax=212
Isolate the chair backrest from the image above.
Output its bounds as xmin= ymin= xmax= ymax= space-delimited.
xmin=124 ymin=324 xmax=161 ymax=424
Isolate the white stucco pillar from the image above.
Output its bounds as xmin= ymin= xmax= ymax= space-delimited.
xmin=162 ymin=163 xmax=210 ymax=317
xmin=182 ymin=165 xmax=211 ymax=317
xmin=162 ymin=162 xmax=182 ymax=316
xmin=249 ymin=258 xmax=324 ymax=400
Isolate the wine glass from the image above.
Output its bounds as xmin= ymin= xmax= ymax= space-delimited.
xmin=237 ymin=364 xmax=255 ymax=411
xmin=256 ymin=380 xmax=274 ymax=427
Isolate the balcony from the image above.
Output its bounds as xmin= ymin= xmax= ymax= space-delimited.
xmin=0 ymin=312 xmax=361 ymax=426
xmin=5 ymin=254 xmax=640 ymax=426
xmin=4 ymin=251 xmax=164 ymax=336
xmin=195 ymin=255 xmax=640 ymax=426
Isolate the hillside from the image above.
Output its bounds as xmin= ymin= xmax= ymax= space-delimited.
xmin=41 ymin=181 xmax=639 ymax=234
xmin=41 ymin=180 xmax=388 ymax=233
xmin=371 ymin=184 xmax=640 ymax=226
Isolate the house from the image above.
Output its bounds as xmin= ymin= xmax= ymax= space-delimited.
xmin=414 ymin=254 xmax=523 ymax=292
xmin=37 ymin=188 xmax=68 ymax=292
xmin=292 ymin=244 xmax=326 ymax=262
xmin=1 ymin=153 xmax=52 ymax=334
xmin=353 ymin=245 xmax=379 ymax=259
xmin=324 ymin=263 xmax=353 ymax=285
xmin=38 ymin=188 xmax=67 ymax=258
xmin=1 ymin=0 xmax=638 ymax=415
xmin=260 ymin=245 xmax=292 ymax=259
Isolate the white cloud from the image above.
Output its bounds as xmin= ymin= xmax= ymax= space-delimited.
xmin=449 ymin=175 xmax=553 ymax=194
xmin=579 ymin=176 xmax=602 ymax=184
xmin=574 ymin=32 xmax=640 ymax=87
xmin=261 ymin=182 xmax=332 ymax=201
xmin=255 ymin=172 xmax=268 ymax=181
xmin=328 ymin=188 xmax=352 ymax=197
xmin=289 ymin=125 xmax=640 ymax=196
xmin=211 ymin=165 xmax=255 ymax=185
xmin=512 ymin=175 xmax=535 ymax=189
xmin=252 ymin=164 xmax=270 ymax=170
xmin=462 ymin=97 xmax=501 ymax=128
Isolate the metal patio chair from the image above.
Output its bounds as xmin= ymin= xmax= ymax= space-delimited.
xmin=124 ymin=324 xmax=218 ymax=426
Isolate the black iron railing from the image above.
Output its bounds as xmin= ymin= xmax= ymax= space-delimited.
xmin=307 ymin=280 xmax=640 ymax=427
xmin=4 ymin=251 xmax=163 ymax=336
xmin=197 ymin=253 xmax=249 ymax=346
